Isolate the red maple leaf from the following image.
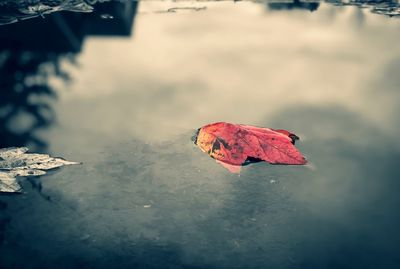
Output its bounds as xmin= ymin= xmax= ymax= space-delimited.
xmin=194 ymin=122 xmax=307 ymax=173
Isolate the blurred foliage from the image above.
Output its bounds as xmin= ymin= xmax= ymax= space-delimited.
xmin=0 ymin=50 xmax=74 ymax=150
xmin=0 ymin=0 xmax=137 ymax=150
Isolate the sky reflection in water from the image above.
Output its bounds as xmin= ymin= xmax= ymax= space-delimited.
xmin=1 ymin=1 xmax=400 ymax=269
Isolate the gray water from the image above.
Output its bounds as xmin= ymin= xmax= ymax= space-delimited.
xmin=1 ymin=1 xmax=400 ymax=268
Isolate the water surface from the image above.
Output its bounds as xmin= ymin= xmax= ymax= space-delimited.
xmin=1 ymin=1 xmax=400 ymax=268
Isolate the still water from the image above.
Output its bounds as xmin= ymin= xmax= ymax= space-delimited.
xmin=1 ymin=1 xmax=400 ymax=268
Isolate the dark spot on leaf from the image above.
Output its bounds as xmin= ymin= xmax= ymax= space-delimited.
xmin=212 ymin=140 xmax=221 ymax=152
xmin=216 ymin=137 xmax=230 ymax=149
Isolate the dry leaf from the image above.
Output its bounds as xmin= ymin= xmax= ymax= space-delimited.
xmin=0 ymin=147 xmax=79 ymax=193
xmin=193 ymin=122 xmax=307 ymax=173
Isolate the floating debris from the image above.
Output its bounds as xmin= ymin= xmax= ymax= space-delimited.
xmin=0 ymin=147 xmax=79 ymax=193
xmin=1 ymin=0 xmax=400 ymax=26
xmin=326 ymin=0 xmax=400 ymax=17
xmin=0 ymin=172 xmax=22 ymax=193
xmin=150 ymin=6 xmax=208 ymax=14
xmin=194 ymin=122 xmax=307 ymax=173
xmin=0 ymin=0 xmax=94 ymax=25
xmin=371 ymin=6 xmax=400 ymax=17
xmin=165 ymin=6 xmax=207 ymax=13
